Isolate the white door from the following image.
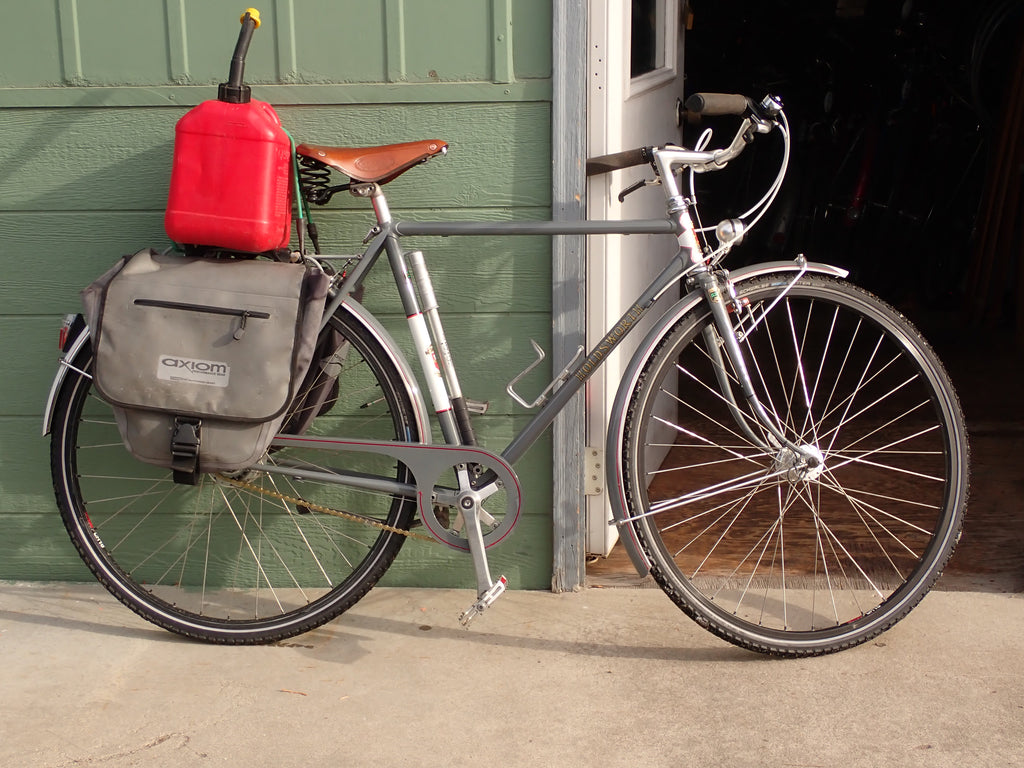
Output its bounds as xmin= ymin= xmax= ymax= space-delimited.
xmin=586 ymin=0 xmax=687 ymax=555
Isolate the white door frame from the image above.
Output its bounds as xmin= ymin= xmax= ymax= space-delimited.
xmin=585 ymin=0 xmax=686 ymax=556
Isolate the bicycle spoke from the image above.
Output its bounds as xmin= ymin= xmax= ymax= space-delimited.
xmin=651 ymin=413 xmax=774 ymax=467
xmin=268 ymin=473 xmax=369 ymax=569
xmin=687 ymin=472 xmax=776 ymax=577
xmin=647 ymin=451 xmax=773 ymax=476
xmin=648 ymin=466 xmax=790 ymax=518
xmin=827 ymin=424 xmax=945 ymax=481
xmin=669 ymin=364 xmax=774 ymax=448
xmin=818 ymin=473 xmax=935 ymax=541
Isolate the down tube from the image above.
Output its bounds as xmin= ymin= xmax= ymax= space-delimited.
xmin=501 ymin=249 xmax=690 ymax=465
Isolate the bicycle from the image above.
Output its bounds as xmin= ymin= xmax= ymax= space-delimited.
xmin=43 ymin=16 xmax=969 ymax=657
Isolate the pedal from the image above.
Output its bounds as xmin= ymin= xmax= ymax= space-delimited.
xmin=458 ymin=575 xmax=508 ymax=627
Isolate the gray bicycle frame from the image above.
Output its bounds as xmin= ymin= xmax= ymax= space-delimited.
xmin=330 ymin=213 xmax=685 ymax=466
xmin=252 ymin=125 xmax=839 ymax=607
xmin=266 ymin=126 xmax=820 ymax=505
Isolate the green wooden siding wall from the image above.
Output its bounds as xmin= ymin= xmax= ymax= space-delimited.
xmin=0 ymin=0 xmax=555 ymax=589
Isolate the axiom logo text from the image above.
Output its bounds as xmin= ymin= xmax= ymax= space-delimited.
xmin=157 ymin=355 xmax=230 ymax=387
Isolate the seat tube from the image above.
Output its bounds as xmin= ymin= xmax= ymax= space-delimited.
xmin=407 ymin=250 xmax=478 ymax=446
xmin=377 ymin=201 xmax=463 ymax=446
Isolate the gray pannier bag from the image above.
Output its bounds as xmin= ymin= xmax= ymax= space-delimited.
xmin=82 ymin=248 xmax=330 ymax=484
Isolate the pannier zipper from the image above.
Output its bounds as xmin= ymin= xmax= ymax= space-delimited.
xmin=134 ymin=299 xmax=270 ymax=340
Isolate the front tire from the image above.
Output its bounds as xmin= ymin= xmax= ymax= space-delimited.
xmin=622 ymin=275 xmax=969 ymax=656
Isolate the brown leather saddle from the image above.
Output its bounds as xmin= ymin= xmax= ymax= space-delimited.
xmin=296 ymin=139 xmax=448 ymax=185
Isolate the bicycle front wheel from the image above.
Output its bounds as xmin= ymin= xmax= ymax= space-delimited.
xmin=50 ymin=306 xmax=420 ymax=644
xmin=622 ymin=274 xmax=969 ymax=656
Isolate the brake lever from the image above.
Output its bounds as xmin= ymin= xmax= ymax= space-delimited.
xmin=617 ymin=177 xmax=660 ymax=203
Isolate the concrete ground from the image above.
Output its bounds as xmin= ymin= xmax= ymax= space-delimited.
xmin=1 ymin=581 xmax=1021 ymax=768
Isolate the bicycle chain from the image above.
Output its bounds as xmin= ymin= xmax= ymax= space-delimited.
xmin=215 ymin=473 xmax=437 ymax=543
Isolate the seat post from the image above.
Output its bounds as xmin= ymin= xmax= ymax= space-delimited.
xmin=351 ymin=182 xmax=391 ymax=224
xmin=370 ymin=187 xmax=391 ymax=224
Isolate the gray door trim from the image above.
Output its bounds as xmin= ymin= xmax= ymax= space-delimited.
xmin=550 ymin=0 xmax=587 ymax=592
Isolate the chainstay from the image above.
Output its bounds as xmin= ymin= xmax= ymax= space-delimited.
xmin=215 ymin=473 xmax=437 ymax=543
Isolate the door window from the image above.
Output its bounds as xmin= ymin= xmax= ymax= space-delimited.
xmin=629 ymin=0 xmax=677 ymax=92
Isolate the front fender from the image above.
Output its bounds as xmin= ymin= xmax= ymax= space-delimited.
xmin=604 ymin=260 xmax=849 ymax=577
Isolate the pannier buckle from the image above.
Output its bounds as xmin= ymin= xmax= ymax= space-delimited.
xmin=171 ymin=417 xmax=202 ymax=485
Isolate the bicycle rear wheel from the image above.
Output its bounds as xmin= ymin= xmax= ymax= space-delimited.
xmin=622 ymin=274 xmax=969 ymax=656
xmin=50 ymin=306 xmax=420 ymax=643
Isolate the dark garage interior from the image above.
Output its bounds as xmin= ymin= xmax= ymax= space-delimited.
xmin=591 ymin=0 xmax=1024 ymax=589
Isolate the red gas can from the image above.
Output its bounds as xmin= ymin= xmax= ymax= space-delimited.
xmin=164 ymin=97 xmax=292 ymax=253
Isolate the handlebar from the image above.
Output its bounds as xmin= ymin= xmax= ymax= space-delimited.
xmin=585 ymin=93 xmax=783 ymax=178
xmin=585 ymin=147 xmax=653 ymax=177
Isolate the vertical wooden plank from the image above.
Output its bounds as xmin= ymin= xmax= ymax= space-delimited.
xmin=385 ymin=0 xmax=407 ymax=82
xmin=550 ymin=0 xmax=586 ymax=592
xmin=274 ymin=0 xmax=299 ymax=81
xmin=491 ymin=0 xmax=514 ymax=83
xmin=57 ymin=0 xmax=83 ymax=83
xmin=164 ymin=0 xmax=190 ymax=82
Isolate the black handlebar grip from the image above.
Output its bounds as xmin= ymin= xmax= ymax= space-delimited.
xmin=585 ymin=147 xmax=653 ymax=177
xmin=683 ymin=93 xmax=750 ymax=117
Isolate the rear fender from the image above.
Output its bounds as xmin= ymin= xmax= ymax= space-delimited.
xmin=338 ymin=298 xmax=432 ymax=444
xmin=42 ymin=315 xmax=90 ymax=436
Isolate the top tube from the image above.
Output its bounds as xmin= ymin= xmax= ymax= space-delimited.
xmin=392 ymin=219 xmax=678 ymax=238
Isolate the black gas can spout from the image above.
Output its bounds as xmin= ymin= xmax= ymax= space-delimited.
xmin=218 ymin=8 xmax=261 ymax=104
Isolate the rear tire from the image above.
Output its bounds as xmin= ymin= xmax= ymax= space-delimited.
xmin=622 ymin=275 xmax=969 ymax=656
xmin=50 ymin=306 xmax=419 ymax=644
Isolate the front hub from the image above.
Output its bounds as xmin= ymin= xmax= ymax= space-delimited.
xmin=774 ymin=444 xmax=826 ymax=484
